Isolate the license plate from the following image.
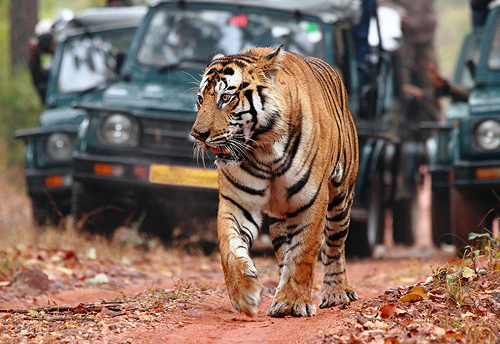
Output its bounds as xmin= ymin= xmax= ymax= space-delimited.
xmin=149 ymin=164 xmax=218 ymax=189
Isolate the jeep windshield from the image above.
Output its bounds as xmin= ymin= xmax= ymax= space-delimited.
xmin=58 ymin=30 xmax=136 ymax=93
xmin=487 ymin=14 xmax=500 ymax=70
xmin=136 ymin=8 xmax=326 ymax=68
xmin=457 ymin=33 xmax=483 ymax=89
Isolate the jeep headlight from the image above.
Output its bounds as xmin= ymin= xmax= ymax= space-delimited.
xmin=46 ymin=132 xmax=74 ymax=161
xmin=101 ymin=114 xmax=135 ymax=146
xmin=475 ymin=119 xmax=500 ymax=151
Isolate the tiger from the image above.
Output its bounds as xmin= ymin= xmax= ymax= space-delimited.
xmin=191 ymin=45 xmax=359 ymax=317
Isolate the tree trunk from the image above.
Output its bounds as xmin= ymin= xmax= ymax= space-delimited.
xmin=10 ymin=0 xmax=38 ymax=68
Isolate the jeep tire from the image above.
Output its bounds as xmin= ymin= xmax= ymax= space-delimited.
xmin=431 ymin=187 xmax=452 ymax=247
xmin=450 ymin=187 xmax=493 ymax=253
xmin=71 ymin=181 xmax=124 ymax=237
xmin=392 ymin=196 xmax=418 ymax=246
xmin=346 ymin=169 xmax=385 ymax=257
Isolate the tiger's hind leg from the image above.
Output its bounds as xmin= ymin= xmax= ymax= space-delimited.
xmin=319 ymin=181 xmax=358 ymax=308
xmin=266 ymin=216 xmax=321 ymax=317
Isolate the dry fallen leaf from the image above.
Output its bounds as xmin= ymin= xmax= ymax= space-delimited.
xmin=461 ymin=267 xmax=476 ymax=281
xmin=379 ymin=303 xmax=396 ymax=318
xmin=399 ymin=286 xmax=428 ymax=303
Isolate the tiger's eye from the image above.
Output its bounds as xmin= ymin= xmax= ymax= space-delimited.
xmin=197 ymin=95 xmax=203 ymax=106
xmin=221 ymin=94 xmax=230 ymax=102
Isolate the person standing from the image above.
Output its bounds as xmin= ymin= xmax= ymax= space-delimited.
xmin=377 ymin=0 xmax=441 ymax=122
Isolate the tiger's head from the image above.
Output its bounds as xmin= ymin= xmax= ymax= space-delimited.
xmin=191 ymin=46 xmax=286 ymax=164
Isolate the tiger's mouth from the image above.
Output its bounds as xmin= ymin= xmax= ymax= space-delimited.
xmin=207 ymin=144 xmax=242 ymax=163
xmin=209 ymin=146 xmax=230 ymax=156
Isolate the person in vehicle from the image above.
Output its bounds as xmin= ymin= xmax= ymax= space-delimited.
xmin=28 ymin=22 xmax=55 ymax=103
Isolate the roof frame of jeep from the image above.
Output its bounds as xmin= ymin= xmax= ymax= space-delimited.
xmin=146 ymin=0 xmax=361 ymax=24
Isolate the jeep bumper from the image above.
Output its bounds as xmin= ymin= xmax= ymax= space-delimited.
xmin=25 ymin=167 xmax=72 ymax=199
xmin=453 ymin=159 xmax=500 ymax=191
xmin=72 ymin=153 xmax=219 ymax=216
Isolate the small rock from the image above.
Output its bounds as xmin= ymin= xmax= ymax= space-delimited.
xmin=12 ymin=269 xmax=49 ymax=291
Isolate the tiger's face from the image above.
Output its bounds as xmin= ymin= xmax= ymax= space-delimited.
xmin=191 ymin=48 xmax=285 ymax=164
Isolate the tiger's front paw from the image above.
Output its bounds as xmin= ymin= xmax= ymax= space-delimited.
xmin=267 ymin=299 xmax=316 ymax=317
xmin=319 ymin=286 xmax=357 ymax=309
xmin=225 ymin=256 xmax=263 ymax=317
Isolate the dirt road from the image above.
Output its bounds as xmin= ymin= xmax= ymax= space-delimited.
xmin=0 ymin=172 xmax=464 ymax=343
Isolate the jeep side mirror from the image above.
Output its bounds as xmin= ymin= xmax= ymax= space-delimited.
xmin=115 ymin=52 xmax=126 ymax=74
xmin=359 ymin=83 xmax=378 ymax=120
xmin=466 ymin=59 xmax=476 ymax=79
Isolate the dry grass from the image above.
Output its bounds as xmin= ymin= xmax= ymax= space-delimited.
xmin=0 ymin=167 xmax=184 ymax=276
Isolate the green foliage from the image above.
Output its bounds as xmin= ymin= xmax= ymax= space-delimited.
xmin=39 ymin=0 xmax=107 ymax=19
xmin=0 ymin=67 xmax=43 ymax=168
xmin=0 ymin=1 xmax=43 ymax=169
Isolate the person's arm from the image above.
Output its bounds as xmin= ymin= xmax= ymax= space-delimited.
xmin=428 ymin=63 xmax=470 ymax=102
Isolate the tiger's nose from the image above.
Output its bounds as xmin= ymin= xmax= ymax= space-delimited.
xmin=191 ymin=129 xmax=210 ymax=142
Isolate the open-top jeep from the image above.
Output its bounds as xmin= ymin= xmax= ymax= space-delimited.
xmin=427 ymin=3 xmax=500 ymax=250
xmin=72 ymin=0 xmax=422 ymax=256
xmin=15 ymin=7 xmax=146 ymax=226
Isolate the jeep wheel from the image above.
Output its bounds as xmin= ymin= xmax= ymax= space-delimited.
xmin=450 ymin=187 xmax=493 ymax=253
xmin=431 ymin=187 xmax=452 ymax=247
xmin=346 ymin=170 xmax=384 ymax=257
xmin=71 ymin=182 xmax=124 ymax=237
xmin=138 ymin=205 xmax=174 ymax=243
xmin=392 ymin=195 xmax=418 ymax=246
xmin=31 ymin=196 xmax=63 ymax=226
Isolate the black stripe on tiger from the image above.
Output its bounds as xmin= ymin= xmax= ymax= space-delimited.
xmin=256 ymin=85 xmax=266 ymax=107
xmin=322 ymin=252 xmax=342 ymax=266
xmin=323 ymin=270 xmax=346 ymax=279
xmin=327 ymin=191 xmax=346 ymax=211
xmin=268 ymin=216 xmax=286 ymax=225
xmin=221 ymin=194 xmax=259 ymax=235
xmin=251 ymin=110 xmax=279 ymax=142
xmin=286 ymin=151 xmax=317 ymax=200
xmin=326 ymin=216 xmax=350 ymax=233
xmin=326 ymin=228 xmax=348 ymax=243
xmin=221 ymin=169 xmax=267 ymax=196
xmin=286 ymin=180 xmax=323 ymax=218
xmin=243 ymin=89 xmax=259 ymax=132
xmin=271 ymin=223 xmax=309 ymax=252
xmin=240 ymin=161 xmax=271 ymax=180
xmin=275 ymin=128 xmax=301 ymax=177
xmin=224 ymin=214 xmax=253 ymax=247
xmin=326 ymin=205 xmax=350 ymax=222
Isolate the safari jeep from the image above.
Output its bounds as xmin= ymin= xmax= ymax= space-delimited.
xmin=15 ymin=7 xmax=146 ymax=225
xmin=427 ymin=3 xmax=500 ymax=250
xmin=72 ymin=0 xmax=420 ymax=256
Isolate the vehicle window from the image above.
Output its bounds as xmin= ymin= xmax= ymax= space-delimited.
xmin=486 ymin=15 xmax=500 ymax=70
xmin=457 ymin=34 xmax=482 ymax=89
xmin=136 ymin=8 xmax=325 ymax=67
xmin=58 ymin=30 xmax=135 ymax=93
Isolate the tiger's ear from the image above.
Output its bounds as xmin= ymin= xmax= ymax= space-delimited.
xmin=262 ymin=45 xmax=284 ymax=80
xmin=206 ymin=51 xmax=225 ymax=66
